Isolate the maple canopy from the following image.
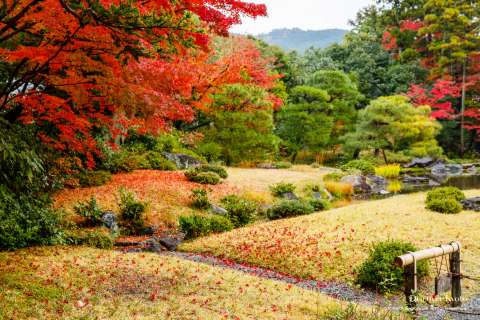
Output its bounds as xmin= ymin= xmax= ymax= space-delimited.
xmin=0 ymin=0 xmax=268 ymax=165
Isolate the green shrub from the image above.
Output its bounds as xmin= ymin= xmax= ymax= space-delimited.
xmin=190 ymin=188 xmax=210 ymax=210
xmin=64 ymin=228 xmax=114 ymax=249
xmin=185 ymin=170 xmax=221 ymax=185
xmin=145 ymin=151 xmax=177 ymax=171
xmin=78 ymin=170 xmax=112 ymax=187
xmin=207 ymin=215 xmax=234 ymax=234
xmin=270 ymin=183 xmax=296 ymax=197
xmin=124 ymin=130 xmax=157 ymax=151
xmin=179 ymin=215 xmax=233 ymax=239
xmin=220 ymin=195 xmax=257 ymax=227
xmin=322 ymin=304 xmax=404 ymax=320
xmin=356 ymin=240 xmax=428 ymax=293
xmin=0 ymin=186 xmax=62 ymax=250
xmin=196 ymin=142 xmax=222 ymax=162
xmin=118 ymin=188 xmax=147 ymax=235
xmin=425 ymin=187 xmax=465 ymax=214
xmin=74 ymin=196 xmax=104 ymax=226
xmin=195 ymin=164 xmax=228 ymax=179
xmin=426 ymin=198 xmax=463 ymax=214
xmin=309 ymin=199 xmax=331 ymax=211
xmin=110 ymin=151 xmax=149 ymax=173
xmin=267 ymin=200 xmax=315 ymax=220
xmin=275 ymin=161 xmax=292 ymax=169
xmin=341 ymin=160 xmax=375 ymax=175
xmin=323 ymin=171 xmax=347 ymax=182
xmin=426 ymin=187 xmax=466 ymax=203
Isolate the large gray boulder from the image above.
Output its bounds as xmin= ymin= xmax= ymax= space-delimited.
xmin=404 ymin=157 xmax=436 ymax=168
xmin=101 ymin=211 xmax=119 ymax=234
xmin=162 ymin=152 xmax=202 ymax=169
xmin=431 ymin=163 xmax=463 ymax=177
xmin=340 ymin=175 xmax=372 ymax=194
xmin=461 ymin=197 xmax=480 ymax=211
xmin=281 ymin=192 xmax=299 ymax=200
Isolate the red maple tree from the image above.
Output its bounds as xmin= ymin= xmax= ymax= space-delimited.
xmin=0 ymin=0 xmax=267 ymax=166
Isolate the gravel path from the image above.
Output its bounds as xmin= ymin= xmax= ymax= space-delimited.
xmin=163 ymin=251 xmax=391 ymax=306
xmin=163 ymin=251 xmax=480 ymax=319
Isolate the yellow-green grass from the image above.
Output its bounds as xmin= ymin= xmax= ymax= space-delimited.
xmin=0 ymin=246 xmax=351 ymax=319
xmin=226 ymin=166 xmax=334 ymax=197
xmin=181 ymin=190 xmax=480 ymax=298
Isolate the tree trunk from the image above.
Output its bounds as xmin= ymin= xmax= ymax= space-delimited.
xmin=460 ymin=60 xmax=467 ymax=157
xmin=382 ymin=149 xmax=388 ymax=164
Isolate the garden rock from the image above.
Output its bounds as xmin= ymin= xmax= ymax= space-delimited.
xmin=402 ymin=175 xmax=430 ymax=185
xmin=139 ymin=226 xmax=158 ymax=236
xmin=431 ymin=163 xmax=463 ymax=177
xmin=256 ymin=163 xmax=276 ymax=169
xmin=366 ymin=175 xmax=388 ymax=194
xmin=404 ymin=157 xmax=435 ymax=168
xmin=142 ymin=238 xmax=166 ymax=253
xmin=211 ymin=204 xmax=228 ymax=216
xmin=158 ymin=237 xmax=182 ymax=251
xmin=101 ymin=211 xmax=119 ymax=233
xmin=341 ymin=175 xmax=372 ymax=194
xmin=281 ymin=192 xmax=299 ymax=200
xmin=461 ymin=197 xmax=480 ymax=211
xmin=465 ymin=164 xmax=478 ymax=175
xmin=162 ymin=152 xmax=202 ymax=169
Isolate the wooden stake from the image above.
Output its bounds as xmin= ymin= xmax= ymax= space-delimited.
xmin=450 ymin=250 xmax=462 ymax=307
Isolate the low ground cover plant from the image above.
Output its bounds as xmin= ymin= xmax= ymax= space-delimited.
xmin=270 ymin=182 xmax=296 ymax=197
xmin=426 ymin=187 xmax=465 ymax=214
xmin=356 ymin=240 xmax=428 ymax=293
xmin=341 ymin=160 xmax=375 ymax=175
xmin=118 ymin=188 xmax=147 ymax=234
xmin=74 ymin=196 xmax=104 ymax=226
xmin=64 ymin=228 xmax=114 ymax=249
xmin=220 ymin=195 xmax=257 ymax=227
xmin=267 ymin=200 xmax=315 ymax=220
xmin=375 ymin=164 xmax=401 ymax=179
xmin=274 ymin=161 xmax=292 ymax=169
xmin=179 ymin=214 xmax=233 ymax=239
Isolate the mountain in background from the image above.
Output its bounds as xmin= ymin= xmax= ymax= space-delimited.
xmin=256 ymin=28 xmax=348 ymax=52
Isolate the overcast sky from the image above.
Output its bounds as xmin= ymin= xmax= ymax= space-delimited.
xmin=231 ymin=0 xmax=375 ymax=35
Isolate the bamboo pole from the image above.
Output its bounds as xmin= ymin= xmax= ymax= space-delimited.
xmin=395 ymin=242 xmax=461 ymax=267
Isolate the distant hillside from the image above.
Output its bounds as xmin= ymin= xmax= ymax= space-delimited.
xmin=256 ymin=28 xmax=348 ymax=52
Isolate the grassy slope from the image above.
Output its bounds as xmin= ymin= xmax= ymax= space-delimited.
xmin=54 ymin=166 xmax=331 ymax=227
xmin=181 ymin=190 xmax=480 ymax=298
xmin=0 ymin=246 xmax=346 ymax=319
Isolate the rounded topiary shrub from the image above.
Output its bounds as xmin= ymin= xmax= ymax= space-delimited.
xmin=220 ymin=195 xmax=257 ymax=227
xmin=426 ymin=187 xmax=465 ymax=214
xmin=356 ymin=240 xmax=429 ymax=293
xmin=195 ymin=164 xmax=228 ymax=179
xmin=426 ymin=187 xmax=466 ymax=203
xmin=426 ymin=198 xmax=463 ymax=214
xmin=186 ymin=171 xmax=221 ymax=185
xmin=190 ymin=188 xmax=210 ymax=210
xmin=267 ymin=200 xmax=315 ymax=220
xmin=341 ymin=160 xmax=375 ymax=175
